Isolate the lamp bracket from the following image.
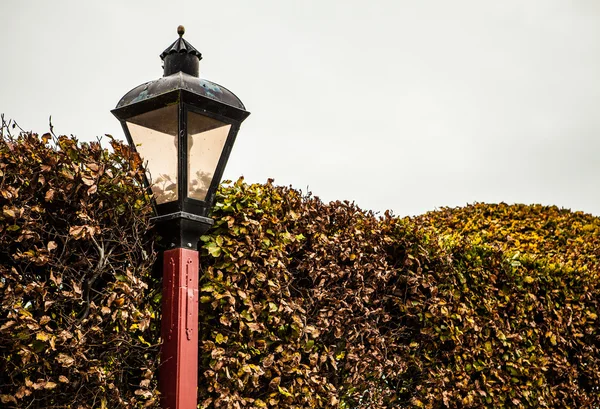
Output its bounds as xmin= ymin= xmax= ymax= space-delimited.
xmin=151 ymin=211 xmax=214 ymax=250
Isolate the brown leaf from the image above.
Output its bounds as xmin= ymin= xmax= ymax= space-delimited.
xmin=0 ymin=395 xmax=17 ymax=404
xmin=15 ymin=386 xmax=30 ymax=399
xmin=69 ymin=225 xmax=85 ymax=239
xmin=134 ymin=389 xmax=152 ymax=399
xmin=56 ymin=353 xmax=75 ymax=367
xmin=60 ymin=169 xmax=74 ymax=180
xmin=45 ymin=189 xmax=55 ymax=202
xmin=0 ymin=320 xmax=15 ymax=331
xmin=268 ymin=377 xmax=281 ymax=390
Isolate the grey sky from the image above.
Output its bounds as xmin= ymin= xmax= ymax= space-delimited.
xmin=1 ymin=0 xmax=599 ymax=216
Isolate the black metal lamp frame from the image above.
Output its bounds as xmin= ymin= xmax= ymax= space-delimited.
xmin=111 ymin=27 xmax=250 ymax=248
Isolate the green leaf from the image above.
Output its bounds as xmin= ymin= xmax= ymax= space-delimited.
xmin=205 ymin=242 xmax=221 ymax=258
xmin=201 ymin=284 xmax=215 ymax=293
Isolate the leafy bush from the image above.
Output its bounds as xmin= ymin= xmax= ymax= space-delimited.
xmin=197 ymin=186 xmax=600 ymax=408
xmin=0 ymin=130 xmax=598 ymax=408
xmin=0 ymin=130 xmax=160 ymax=408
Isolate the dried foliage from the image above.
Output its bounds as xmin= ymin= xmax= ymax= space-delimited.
xmin=198 ymin=185 xmax=600 ymax=408
xmin=0 ymin=127 xmax=598 ymax=408
xmin=0 ymin=127 xmax=160 ymax=408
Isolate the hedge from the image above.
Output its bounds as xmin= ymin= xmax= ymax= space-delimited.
xmin=0 ymin=130 xmax=160 ymax=408
xmin=0 ymin=129 xmax=598 ymax=408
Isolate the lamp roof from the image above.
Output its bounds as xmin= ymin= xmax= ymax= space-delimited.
xmin=115 ymin=71 xmax=246 ymax=111
xmin=160 ymin=25 xmax=202 ymax=61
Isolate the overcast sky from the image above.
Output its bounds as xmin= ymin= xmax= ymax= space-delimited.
xmin=1 ymin=0 xmax=599 ymax=217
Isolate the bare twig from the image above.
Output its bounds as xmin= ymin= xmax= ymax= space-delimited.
xmin=78 ymin=236 xmax=115 ymax=321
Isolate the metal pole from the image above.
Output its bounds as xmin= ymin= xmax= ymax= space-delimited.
xmin=160 ymin=247 xmax=199 ymax=409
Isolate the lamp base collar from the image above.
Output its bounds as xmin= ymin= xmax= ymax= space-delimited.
xmin=151 ymin=211 xmax=214 ymax=250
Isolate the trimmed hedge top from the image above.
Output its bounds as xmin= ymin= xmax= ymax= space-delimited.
xmin=0 ymin=130 xmax=598 ymax=408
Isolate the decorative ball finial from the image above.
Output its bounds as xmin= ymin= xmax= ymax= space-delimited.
xmin=177 ymin=25 xmax=185 ymax=37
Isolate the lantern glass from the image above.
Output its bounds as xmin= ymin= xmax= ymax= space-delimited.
xmin=126 ymin=105 xmax=179 ymax=205
xmin=187 ymin=111 xmax=231 ymax=201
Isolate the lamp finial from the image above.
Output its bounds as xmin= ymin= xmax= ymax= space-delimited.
xmin=161 ymin=26 xmax=201 ymax=76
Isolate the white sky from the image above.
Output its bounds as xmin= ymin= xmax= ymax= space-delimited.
xmin=1 ymin=0 xmax=599 ymax=217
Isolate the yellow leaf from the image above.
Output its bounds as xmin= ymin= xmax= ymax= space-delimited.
xmin=36 ymin=332 xmax=50 ymax=342
xmin=278 ymin=386 xmax=293 ymax=397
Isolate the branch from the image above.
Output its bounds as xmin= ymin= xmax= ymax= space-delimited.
xmin=78 ymin=236 xmax=114 ymax=321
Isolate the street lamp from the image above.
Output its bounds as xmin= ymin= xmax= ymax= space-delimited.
xmin=112 ymin=26 xmax=250 ymax=409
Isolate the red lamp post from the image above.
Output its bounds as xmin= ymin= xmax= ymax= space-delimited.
xmin=112 ymin=26 xmax=250 ymax=409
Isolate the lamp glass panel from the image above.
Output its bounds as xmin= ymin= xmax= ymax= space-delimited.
xmin=187 ymin=112 xmax=231 ymax=201
xmin=126 ymin=105 xmax=178 ymax=204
